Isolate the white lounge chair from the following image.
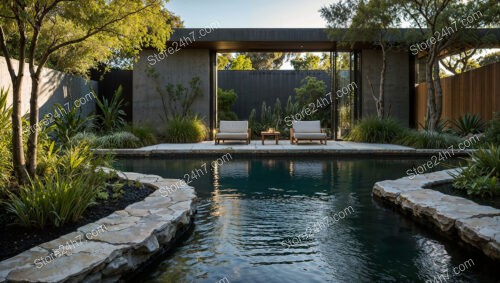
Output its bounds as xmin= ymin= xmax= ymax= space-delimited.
xmin=215 ymin=120 xmax=251 ymax=145
xmin=290 ymin=121 xmax=327 ymax=145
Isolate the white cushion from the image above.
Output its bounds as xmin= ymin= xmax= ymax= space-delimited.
xmin=216 ymin=133 xmax=248 ymax=139
xmin=220 ymin=120 xmax=248 ymax=133
xmin=293 ymin=121 xmax=321 ymax=133
xmin=294 ymin=133 xmax=327 ymax=139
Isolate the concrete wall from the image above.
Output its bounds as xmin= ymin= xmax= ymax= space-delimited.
xmin=361 ymin=49 xmax=410 ymax=126
xmin=0 ymin=56 xmax=97 ymax=118
xmin=133 ymin=49 xmax=211 ymax=130
xmin=218 ymin=70 xmax=332 ymax=119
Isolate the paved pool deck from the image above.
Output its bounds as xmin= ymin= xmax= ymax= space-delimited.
xmin=93 ymin=141 xmax=474 ymax=157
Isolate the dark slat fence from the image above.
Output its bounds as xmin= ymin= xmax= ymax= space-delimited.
xmin=218 ymin=70 xmax=331 ymax=119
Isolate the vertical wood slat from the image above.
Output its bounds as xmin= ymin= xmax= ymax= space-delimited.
xmin=414 ymin=61 xmax=500 ymax=128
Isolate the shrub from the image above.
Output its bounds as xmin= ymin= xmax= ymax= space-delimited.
xmin=6 ymin=144 xmax=109 ymax=228
xmin=165 ymin=115 xmax=208 ymax=143
xmin=69 ymin=131 xmax=143 ymax=149
xmin=0 ymin=88 xmax=12 ymax=187
xmin=347 ymin=117 xmax=404 ymax=143
xmin=95 ymin=85 xmax=126 ymax=132
xmin=6 ymin=170 xmax=107 ymax=228
xmin=396 ymin=130 xmax=462 ymax=149
xmin=125 ymin=124 xmax=158 ymax=146
xmin=419 ymin=119 xmax=450 ymax=133
xmin=68 ymin=132 xmax=99 ymax=148
xmin=50 ymin=103 xmax=94 ymax=145
xmin=218 ymin=88 xmax=238 ymax=121
xmin=95 ymin=131 xmax=142 ymax=149
xmin=483 ymin=113 xmax=500 ymax=145
xmin=450 ymin=114 xmax=485 ymax=136
xmin=450 ymin=145 xmax=500 ymax=197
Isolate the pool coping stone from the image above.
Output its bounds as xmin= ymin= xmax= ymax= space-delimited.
xmin=0 ymin=169 xmax=196 ymax=283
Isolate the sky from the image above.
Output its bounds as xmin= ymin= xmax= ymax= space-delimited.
xmin=166 ymin=0 xmax=332 ymax=28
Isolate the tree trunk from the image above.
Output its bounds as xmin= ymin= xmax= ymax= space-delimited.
xmin=433 ymin=59 xmax=443 ymax=123
xmin=378 ymin=43 xmax=386 ymax=118
xmin=27 ymin=74 xmax=40 ymax=176
xmin=425 ymin=59 xmax=438 ymax=131
xmin=11 ymin=77 xmax=28 ymax=182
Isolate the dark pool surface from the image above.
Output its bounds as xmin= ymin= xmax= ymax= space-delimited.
xmin=116 ymin=157 xmax=499 ymax=283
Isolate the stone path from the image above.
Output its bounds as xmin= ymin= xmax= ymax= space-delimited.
xmin=373 ymin=169 xmax=500 ymax=261
xmin=0 ymin=170 xmax=196 ymax=283
xmin=94 ymin=141 xmax=474 ymax=157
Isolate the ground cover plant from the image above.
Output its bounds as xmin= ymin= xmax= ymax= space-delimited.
xmin=450 ymin=144 xmax=500 ymax=197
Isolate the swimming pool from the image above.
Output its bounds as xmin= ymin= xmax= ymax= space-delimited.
xmin=116 ymin=157 xmax=498 ymax=283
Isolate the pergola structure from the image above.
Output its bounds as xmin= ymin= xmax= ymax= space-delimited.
xmin=133 ymin=28 xmax=500 ymax=139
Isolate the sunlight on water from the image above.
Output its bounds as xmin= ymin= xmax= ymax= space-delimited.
xmin=116 ymin=157 xmax=498 ymax=283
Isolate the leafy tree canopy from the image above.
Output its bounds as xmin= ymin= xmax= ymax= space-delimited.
xmin=0 ymin=0 xmax=175 ymax=75
xmin=241 ymin=52 xmax=292 ymax=70
xmin=291 ymin=53 xmax=330 ymax=70
xmin=230 ymin=54 xmax=253 ymax=70
xmin=478 ymin=51 xmax=500 ymax=67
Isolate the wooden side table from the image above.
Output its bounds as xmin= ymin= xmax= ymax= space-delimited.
xmin=261 ymin=131 xmax=280 ymax=145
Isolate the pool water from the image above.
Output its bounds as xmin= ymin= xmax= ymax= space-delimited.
xmin=116 ymin=157 xmax=499 ymax=283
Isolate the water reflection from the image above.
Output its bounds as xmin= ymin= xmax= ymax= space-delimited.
xmin=115 ymin=157 xmax=498 ymax=283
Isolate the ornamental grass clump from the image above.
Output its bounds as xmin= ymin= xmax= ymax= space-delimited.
xmin=164 ymin=115 xmax=208 ymax=143
xmin=346 ymin=117 xmax=404 ymax=143
xmin=5 ymin=144 xmax=110 ymax=228
xmin=396 ymin=130 xmax=463 ymax=149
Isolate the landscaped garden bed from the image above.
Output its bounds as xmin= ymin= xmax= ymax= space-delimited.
xmin=373 ymin=169 xmax=500 ymax=261
xmin=431 ymin=183 xmax=500 ymax=209
xmin=0 ymin=171 xmax=197 ymax=283
xmin=0 ymin=180 xmax=154 ymax=261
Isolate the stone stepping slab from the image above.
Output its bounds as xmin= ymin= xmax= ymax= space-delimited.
xmin=0 ymin=169 xmax=197 ymax=283
xmin=373 ymin=169 xmax=500 ymax=261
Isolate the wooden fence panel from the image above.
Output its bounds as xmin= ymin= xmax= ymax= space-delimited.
xmin=415 ymin=61 xmax=500 ymax=127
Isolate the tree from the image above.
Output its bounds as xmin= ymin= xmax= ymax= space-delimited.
xmin=217 ymin=53 xmax=233 ymax=70
xmin=398 ymin=0 xmax=498 ymax=130
xmin=242 ymin=52 xmax=291 ymax=70
xmin=294 ymin=76 xmax=329 ymax=126
xmin=321 ymin=0 xmax=401 ymax=119
xmin=0 ymin=0 xmax=174 ymax=182
xmin=478 ymin=51 xmax=500 ymax=67
xmin=440 ymin=49 xmax=480 ymax=75
xmin=290 ymin=53 xmax=330 ymax=70
xmin=230 ymin=54 xmax=253 ymax=70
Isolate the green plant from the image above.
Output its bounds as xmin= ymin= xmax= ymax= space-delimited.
xmin=94 ymin=132 xmax=142 ymax=149
xmin=68 ymin=132 xmax=99 ymax=148
xmin=0 ymin=87 xmax=12 ymax=187
xmin=50 ymin=103 xmax=94 ymax=145
xmin=450 ymin=114 xmax=485 ymax=136
xmin=125 ymin=124 xmax=158 ymax=146
xmin=6 ymin=170 xmax=107 ymax=228
xmin=396 ymin=130 xmax=462 ymax=149
xmin=149 ymin=71 xmax=203 ymax=121
xmin=69 ymin=131 xmax=143 ymax=149
xmin=95 ymin=85 xmax=126 ymax=132
xmin=6 ymin=144 xmax=109 ymax=228
xmin=450 ymin=145 xmax=500 ymax=197
xmin=483 ymin=113 xmax=500 ymax=145
xmin=347 ymin=117 xmax=404 ymax=143
xmin=294 ymin=76 xmax=329 ymax=126
xmin=419 ymin=119 xmax=450 ymax=133
xmin=218 ymin=88 xmax=238 ymax=121
xmin=165 ymin=115 xmax=208 ymax=143
xmin=339 ymin=105 xmax=352 ymax=129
